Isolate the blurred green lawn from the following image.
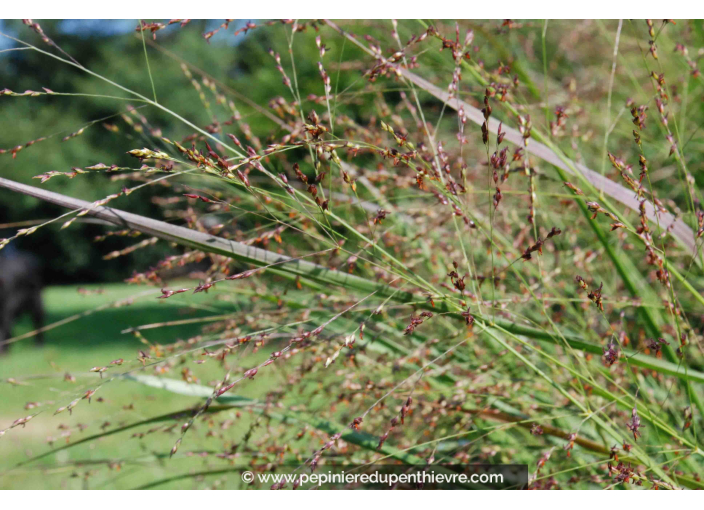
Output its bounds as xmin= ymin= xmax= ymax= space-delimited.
xmin=0 ymin=284 xmax=266 ymax=489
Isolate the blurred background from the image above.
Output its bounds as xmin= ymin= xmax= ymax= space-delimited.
xmin=0 ymin=20 xmax=336 ymax=486
xmin=1 ymin=19 xmax=702 ymax=489
xmin=0 ymin=19 xmax=331 ymax=283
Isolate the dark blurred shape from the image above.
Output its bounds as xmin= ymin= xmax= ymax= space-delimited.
xmin=0 ymin=248 xmax=44 ymax=353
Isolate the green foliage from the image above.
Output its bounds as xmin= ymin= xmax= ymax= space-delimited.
xmin=2 ymin=19 xmax=704 ymax=490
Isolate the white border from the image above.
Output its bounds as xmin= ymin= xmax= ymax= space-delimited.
xmin=0 ymin=488 xmax=696 ymax=501
xmin=1 ymin=8 xmax=703 ymax=502
xmin=3 ymin=2 xmax=704 ymax=20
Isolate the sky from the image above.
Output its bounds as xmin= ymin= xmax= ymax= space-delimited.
xmin=0 ymin=19 xmax=250 ymax=51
